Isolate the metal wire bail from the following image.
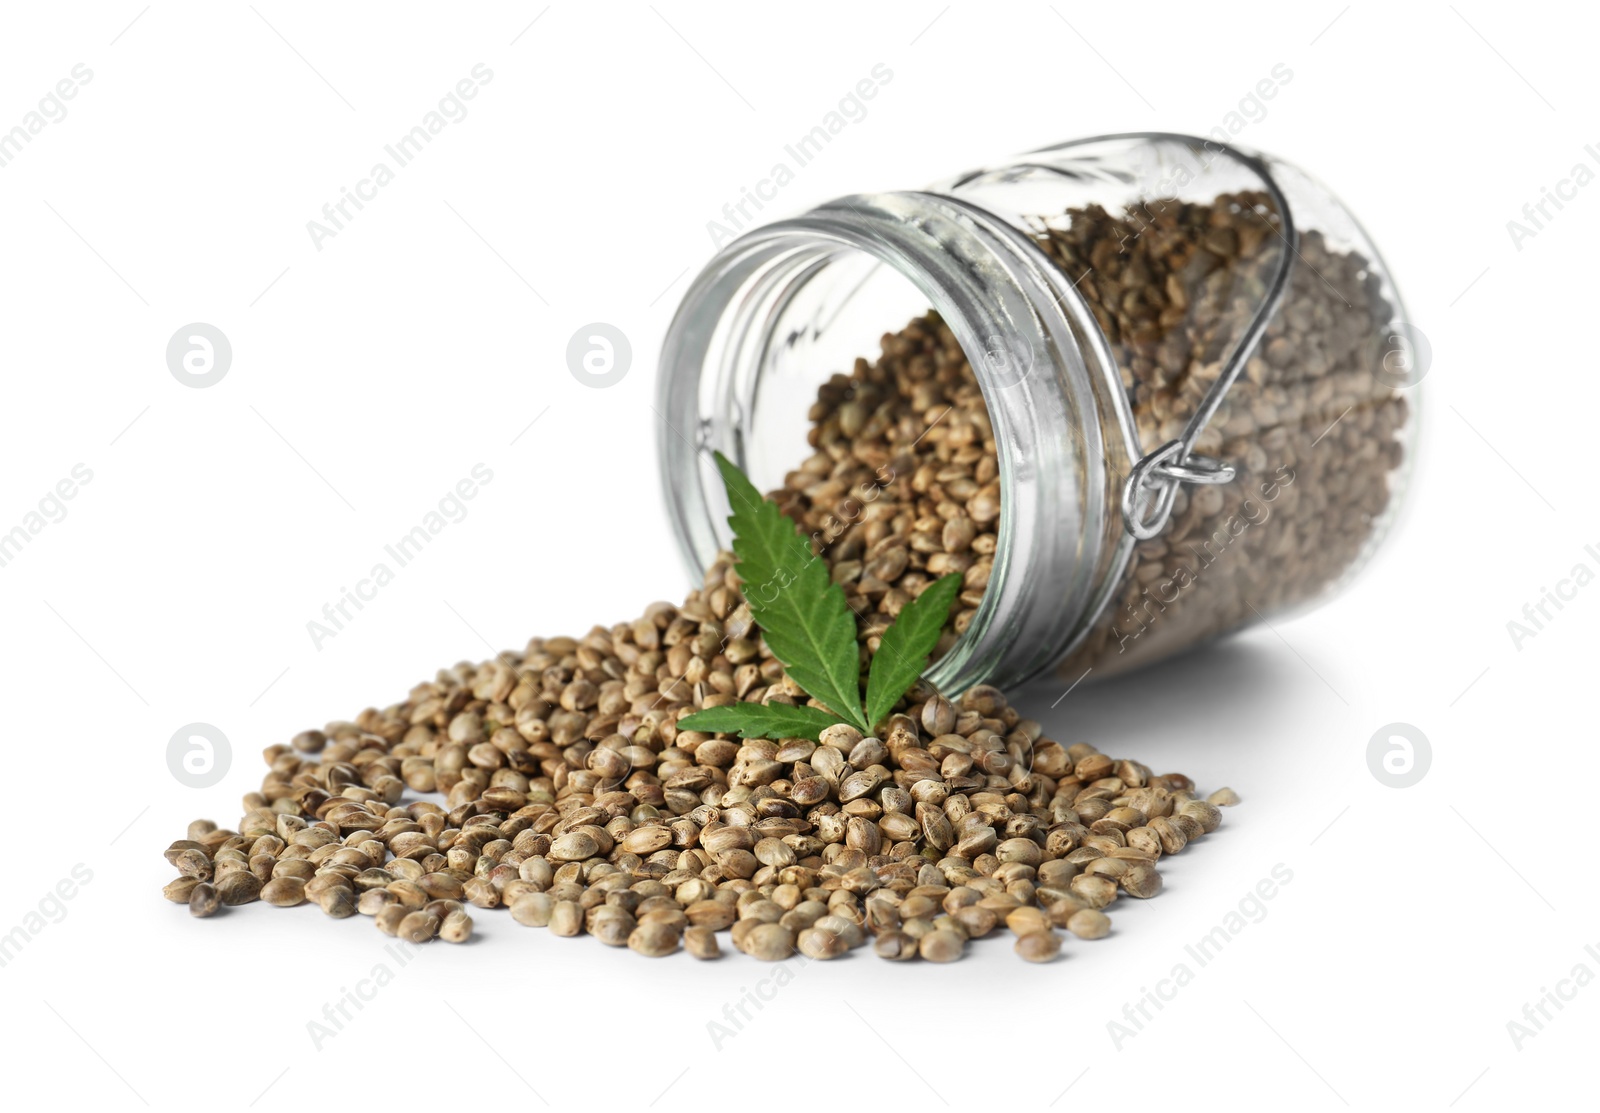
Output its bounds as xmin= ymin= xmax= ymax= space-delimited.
xmin=1115 ymin=143 xmax=1298 ymax=541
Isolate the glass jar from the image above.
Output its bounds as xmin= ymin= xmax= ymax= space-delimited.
xmin=656 ymin=132 xmax=1419 ymax=694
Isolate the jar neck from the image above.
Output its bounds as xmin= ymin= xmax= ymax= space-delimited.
xmin=657 ymin=191 xmax=1137 ymax=693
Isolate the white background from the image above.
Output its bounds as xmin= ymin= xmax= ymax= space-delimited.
xmin=1 ymin=2 xmax=1592 ymax=1109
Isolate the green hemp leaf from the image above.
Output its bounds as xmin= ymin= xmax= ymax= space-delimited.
xmin=677 ymin=452 xmax=961 ymax=742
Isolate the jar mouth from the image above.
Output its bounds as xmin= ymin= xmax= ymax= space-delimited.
xmin=657 ymin=191 xmax=1135 ymax=694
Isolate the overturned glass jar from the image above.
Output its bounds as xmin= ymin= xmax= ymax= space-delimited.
xmin=657 ymin=133 xmax=1420 ymax=693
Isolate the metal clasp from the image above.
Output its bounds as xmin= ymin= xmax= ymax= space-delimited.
xmin=1121 ymin=440 xmax=1236 ymax=540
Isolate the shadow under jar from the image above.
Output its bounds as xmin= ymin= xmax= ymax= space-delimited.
xmin=657 ymin=133 xmax=1420 ymax=694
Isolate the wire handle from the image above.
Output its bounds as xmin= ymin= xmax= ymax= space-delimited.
xmin=1119 ymin=151 xmax=1298 ymax=541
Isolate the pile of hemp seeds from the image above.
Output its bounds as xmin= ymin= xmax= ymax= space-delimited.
xmin=161 ymin=189 xmax=1408 ymax=962
xmin=164 ymin=548 xmax=1239 ymax=962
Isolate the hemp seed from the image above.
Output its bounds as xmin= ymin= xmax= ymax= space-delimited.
xmin=1014 ymin=931 xmax=1061 ymax=963
xmin=1067 ymin=909 xmax=1112 ymax=940
xmin=188 ymin=883 xmax=219 ymax=919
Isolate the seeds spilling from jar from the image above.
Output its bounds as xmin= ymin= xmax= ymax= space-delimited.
xmin=162 ymin=188 xmax=1420 ymax=959
xmin=162 ymin=548 xmax=1236 ymax=960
